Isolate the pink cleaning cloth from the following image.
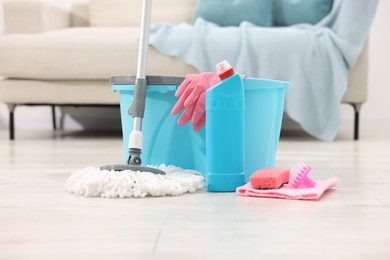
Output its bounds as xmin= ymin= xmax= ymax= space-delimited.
xmin=236 ymin=178 xmax=339 ymax=200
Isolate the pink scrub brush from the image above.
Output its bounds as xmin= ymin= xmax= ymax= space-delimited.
xmin=287 ymin=162 xmax=316 ymax=188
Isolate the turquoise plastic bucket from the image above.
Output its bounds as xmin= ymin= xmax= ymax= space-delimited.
xmin=113 ymin=77 xmax=289 ymax=181
xmin=243 ymin=78 xmax=290 ymax=181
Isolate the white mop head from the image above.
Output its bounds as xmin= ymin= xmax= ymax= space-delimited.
xmin=65 ymin=164 xmax=205 ymax=198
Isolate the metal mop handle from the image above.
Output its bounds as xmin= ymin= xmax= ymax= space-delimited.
xmin=127 ymin=0 xmax=152 ymax=165
xmin=136 ymin=0 xmax=152 ymax=80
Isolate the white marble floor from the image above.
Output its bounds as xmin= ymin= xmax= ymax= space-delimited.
xmin=1 ymin=128 xmax=390 ymax=260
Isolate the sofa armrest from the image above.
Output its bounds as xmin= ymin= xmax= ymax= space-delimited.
xmin=3 ymin=0 xmax=71 ymax=34
xmin=342 ymin=40 xmax=369 ymax=104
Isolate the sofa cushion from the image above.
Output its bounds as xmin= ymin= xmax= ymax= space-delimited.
xmin=0 ymin=27 xmax=197 ymax=80
xmin=3 ymin=0 xmax=71 ymax=34
xmin=89 ymin=0 xmax=196 ymax=27
xmin=192 ymin=0 xmax=273 ymax=27
xmin=273 ymin=0 xmax=333 ymax=26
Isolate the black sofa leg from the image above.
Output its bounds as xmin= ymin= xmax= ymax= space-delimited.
xmin=51 ymin=105 xmax=57 ymax=130
xmin=352 ymin=103 xmax=361 ymax=141
xmin=7 ymin=104 xmax=16 ymax=140
xmin=59 ymin=106 xmax=65 ymax=130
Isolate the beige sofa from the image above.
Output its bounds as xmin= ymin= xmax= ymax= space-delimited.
xmin=0 ymin=0 xmax=367 ymax=140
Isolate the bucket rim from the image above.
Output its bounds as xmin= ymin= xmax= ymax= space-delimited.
xmin=244 ymin=77 xmax=291 ymax=90
xmin=112 ymin=84 xmax=177 ymax=92
xmin=111 ymin=76 xmax=291 ymax=92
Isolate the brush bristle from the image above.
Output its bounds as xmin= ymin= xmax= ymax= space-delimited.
xmin=288 ymin=162 xmax=312 ymax=188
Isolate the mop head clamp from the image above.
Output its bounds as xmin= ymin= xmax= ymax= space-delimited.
xmin=100 ymin=163 xmax=165 ymax=175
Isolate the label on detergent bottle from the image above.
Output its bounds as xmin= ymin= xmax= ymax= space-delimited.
xmin=205 ymin=60 xmax=245 ymax=192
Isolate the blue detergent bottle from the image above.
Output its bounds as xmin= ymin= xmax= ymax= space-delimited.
xmin=205 ymin=60 xmax=245 ymax=192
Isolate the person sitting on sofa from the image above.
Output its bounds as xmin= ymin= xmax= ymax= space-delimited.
xmin=149 ymin=0 xmax=378 ymax=141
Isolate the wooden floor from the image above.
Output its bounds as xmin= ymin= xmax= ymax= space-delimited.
xmin=1 ymin=128 xmax=390 ymax=260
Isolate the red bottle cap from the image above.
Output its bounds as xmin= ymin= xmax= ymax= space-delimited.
xmin=216 ymin=60 xmax=235 ymax=80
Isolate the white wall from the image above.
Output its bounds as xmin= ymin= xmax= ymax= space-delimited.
xmin=0 ymin=0 xmax=5 ymax=129
xmin=0 ymin=0 xmax=3 ymax=35
xmin=361 ymin=0 xmax=390 ymax=127
xmin=0 ymin=0 xmax=390 ymax=131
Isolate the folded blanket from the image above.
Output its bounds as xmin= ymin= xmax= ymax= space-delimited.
xmin=149 ymin=0 xmax=378 ymax=141
xmin=236 ymin=178 xmax=339 ymax=200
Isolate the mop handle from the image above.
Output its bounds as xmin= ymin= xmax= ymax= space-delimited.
xmin=136 ymin=0 xmax=152 ymax=80
xmin=128 ymin=0 xmax=152 ymax=126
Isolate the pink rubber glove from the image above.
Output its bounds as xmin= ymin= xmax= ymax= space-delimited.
xmin=171 ymin=73 xmax=220 ymax=131
xmin=171 ymin=72 xmax=245 ymax=132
